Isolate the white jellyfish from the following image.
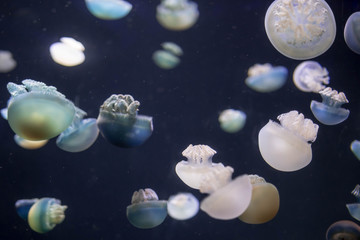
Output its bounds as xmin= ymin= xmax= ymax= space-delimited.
xmin=167 ymin=192 xmax=199 ymax=220
xmin=0 ymin=50 xmax=16 ymax=73
xmin=49 ymin=37 xmax=85 ymax=67
xmin=218 ymin=109 xmax=246 ymax=133
xmin=153 ymin=42 xmax=183 ymax=69
xmin=293 ymin=61 xmax=329 ymax=93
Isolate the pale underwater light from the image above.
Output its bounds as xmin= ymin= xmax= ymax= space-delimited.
xmin=50 ymin=37 xmax=85 ymax=67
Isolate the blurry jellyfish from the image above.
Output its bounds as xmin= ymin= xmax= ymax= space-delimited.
xmin=50 ymin=37 xmax=85 ymax=67
xmin=15 ymin=198 xmax=38 ymax=220
xmin=326 ymin=220 xmax=360 ymax=240
xmin=218 ymin=109 xmax=246 ymax=133
xmin=310 ymin=87 xmax=349 ymax=125
xmin=14 ymin=135 xmax=48 ymax=150
xmin=245 ymin=63 xmax=288 ymax=92
xmin=97 ymin=94 xmax=153 ymax=148
xmin=258 ymin=110 xmax=319 ymax=172
xmin=156 ymin=0 xmax=199 ymax=31
xmin=153 ymin=42 xmax=183 ymax=69
xmin=0 ymin=50 xmax=16 ymax=73
xmin=1 ymin=107 xmax=8 ymax=120
xmin=167 ymin=192 xmax=199 ymax=220
xmin=351 ymin=140 xmax=360 ymax=161
xmin=293 ymin=61 xmax=329 ymax=92
xmin=264 ymin=0 xmax=336 ymax=60
xmin=238 ymin=175 xmax=280 ymax=224
xmin=344 ymin=12 xmax=360 ymax=54
xmin=85 ymin=0 xmax=132 ymax=20
xmin=346 ymin=184 xmax=360 ymax=221
xmin=6 ymin=79 xmax=75 ymax=141
xmin=126 ymin=188 xmax=167 ymax=229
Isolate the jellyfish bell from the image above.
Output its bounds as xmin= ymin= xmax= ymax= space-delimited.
xmin=344 ymin=12 xmax=360 ymax=54
xmin=15 ymin=198 xmax=39 ymax=221
xmin=346 ymin=185 xmax=360 ymax=222
xmin=85 ymin=0 xmax=132 ymax=20
xmin=351 ymin=140 xmax=360 ymax=161
xmin=153 ymin=42 xmax=182 ymax=69
xmin=167 ymin=192 xmax=199 ymax=220
xmin=14 ymin=135 xmax=48 ymax=150
xmin=293 ymin=61 xmax=330 ymax=93
xmin=326 ymin=220 xmax=360 ymax=240
xmin=218 ymin=109 xmax=246 ymax=133
xmin=0 ymin=50 xmax=16 ymax=73
xmin=50 ymin=37 xmax=85 ymax=67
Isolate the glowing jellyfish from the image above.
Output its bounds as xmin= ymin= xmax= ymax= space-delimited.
xmin=85 ymin=0 xmax=132 ymax=20
xmin=14 ymin=135 xmax=48 ymax=150
xmin=351 ymin=140 xmax=360 ymax=161
xmin=346 ymin=184 xmax=360 ymax=222
xmin=245 ymin=63 xmax=288 ymax=92
xmin=293 ymin=61 xmax=329 ymax=92
xmin=126 ymin=188 xmax=167 ymax=229
xmin=258 ymin=110 xmax=319 ymax=172
xmin=97 ymin=94 xmax=153 ymax=148
xmin=153 ymin=42 xmax=183 ymax=69
xmin=238 ymin=175 xmax=280 ymax=224
xmin=50 ymin=37 xmax=85 ymax=67
xmin=310 ymin=87 xmax=349 ymax=125
xmin=15 ymin=198 xmax=38 ymax=220
xmin=0 ymin=50 xmax=16 ymax=73
xmin=326 ymin=220 xmax=360 ymax=240
xmin=156 ymin=0 xmax=199 ymax=31
xmin=167 ymin=192 xmax=199 ymax=220
xmin=6 ymin=80 xmax=75 ymax=141
xmin=344 ymin=12 xmax=360 ymax=54
xmin=218 ymin=109 xmax=246 ymax=133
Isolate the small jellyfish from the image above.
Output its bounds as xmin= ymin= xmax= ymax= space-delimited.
xmin=351 ymin=140 xmax=360 ymax=161
xmin=310 ymin=87 xmax=349 ymax=125
xmin=344 ymin=12 xmax=360 ymax=54
xmin=156 ymin=0 xmax=199 ymax=31
xmin=97 ymin=94 xmax=153 ymax=148
xmin=346 ymin=184 xmax=360 ymax=221
xmin=85 ymin=0 xmax=132 ymax=20
xmin=153 ymin=42 xmax=183 ymax=69
xmin=245 ymin=63 xmax=288 ymax=92
xmin=50 ymin=37 xmax=85 ymax=67
xmin=6 ymin=80 xmax=75 ymax=141
xmin=167 ymin=192 xmax=199 ymax=220
xmin=293 ymin=61 xmax=329 ymax=93
xmin=258 ymin=110 xmax=319 ymax=172
xmin=1 ymin=107 xmax=7 ymax=120
xmin=0 ymin=50 xmax=16 ymax=73
xmin=218 ymin=109 xmax=246 ymax=133
xmin=326 ymin=220 xmax=360 ymax=240
xmin=15 ymin=198 xmax=38 ymax=220
xmin=126 ymin=188 xmax=167 ymax=229
xmin=14 ymin=135 xmax=48 ymax=150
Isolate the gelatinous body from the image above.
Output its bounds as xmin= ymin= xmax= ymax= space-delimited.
xmin=265 ymin=0 xmax=336 ymax=60
xmin=218 ymin=109 xmax=246 ymax=133
xmin=153 ymin=42 xmax=183 ymax=69
xmin=167 ymin=192 xmax=199 ymax=220
xmin=346 ymin=184 xmax=360 ymax=221
xmin=326 ymin=220 xmax=360 ymax=240
xmin=351 ymin=140 xmax=360 ymax=161
xmin=50 ymin=37 xmax=85 ymax=67
xmin=85 ymin=0 xmax=132 ymax=20
xmin=0 ymin=50 xmax=16 ymax=73
xmin=15 ymin=198 xmax=38 ymax=220
xmin=344 ymin=12 xmax=360 ymax=54
xmin=293 ymin=61 xmax=329 ymax=92
xmin=14 ymin=135 xmax=48 ymax=150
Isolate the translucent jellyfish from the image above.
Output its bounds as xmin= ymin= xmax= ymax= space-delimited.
xmin=49 ymin=37 xmax=85 ymax=67
xmin=245 ymin=63 xmax=288 ymax=92
xmin=126 ymin=188 xmax=167 ymax=229
xmin=56 ymin=106 xmax=99 ymax=152
xmin=351 ymin=140 xmax=360 ymax=161
xmin=14 ymin=135 xmax=48 ymax=150
xmin=1 ymin=107 xmax=7 ymax=120
xmin=326 ymin=220 xmax=360 ymax=240
xmin=344 ymin=12 xmax=360 ymax=54
xmin=167 ymin=192 xmax=199 ymax=220
xmin=218 ymin=109 xmax=246 ymax=133
xmin=258 ymin=110 xmax=319 ymax=172
xmin=156 ymin=0 xmax=199 ymax=31
xmin=97 ymin=94 xmax=153 ymax=148
xmin=6 ymin=80 xmax=75 ymax=141
xmin=346 ymin=184 xmax=360 ymax=221
xmin=15 ymin=198 xmax=38 ymax=220
xmin=153 ymin=42 xmax=183 ymax=69
xmin=310 ymin=87 xmax=349 ymax=125
xmin=238 ymin=175 xmax=280 ymax=224
xmin=0 ymin=50 xmax=16 ymax=73
xmin=293 ymin=61 xmax=329 ymax=92
xmin=85 ymin=0 xmax=132 ymax=20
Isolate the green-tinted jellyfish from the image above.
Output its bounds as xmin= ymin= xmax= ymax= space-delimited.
xmin=97 ymin=94 xmax=153 ymax=148
xmin=126 ymin=188 xmax=167 ymax=229
xmin=218 ymin=109 xmax=246 ymax=133
xmin=6 ymin=80 xmax=75 ymax=141
xmin=153 ymin=42 xmax=183 ymax=69
xmin=85 ymin=0 xmax=132 ymax=20
xmin=347 ymin=184 xmax=360 ymax=222
xmin=326 ymin=220 xmax=360 ymax=240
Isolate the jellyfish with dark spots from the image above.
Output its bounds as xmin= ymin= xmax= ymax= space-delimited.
xmin=344 ymin=12 xmax=360 ymax=54
xmin=326 ymin=220 xmax=360 ymax=240
xmin=347 ymin=184 xmax=360 ymax=221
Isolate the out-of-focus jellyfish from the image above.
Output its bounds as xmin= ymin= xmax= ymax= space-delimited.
xmin=264 ymin=0 xmax=336 ymax=60
xmin=245 ymin=63 xmax=288 ymax=92
xmin=97 ymin=94 xmax=153 ymax=148
xmin=344 ymin=12 xmax=360 ymax=54
xmin=258 ymin=110 xmax=319 ymax=172
xmin=310 ymin=87 xmax=349 ymax=125
xmin=156 ymin=0 xmax=199 ymax=31
xmin=50 ymin=37 xmax=85 ymax=67
xmin=6 ymin=80 xmax=75 ymax=141
xmin=15 ymin=198 xmax=38 ymax=220
xmin=218 ymin=109 xmax=246 ymax=133
xmin=14 ymin=135 xmax=48 ymax=150
xmin=1 ymin=107 xmax=7 ymax=120
xmin=0 ymin=50 xmax=16 ymax=73
xmin=346 ymin=184 xmax=360 ymax=221
xmin=153 ymin=42 xmax=183 ymax=69
xmin=351 ymin=140 xmax=360 ymax=161
xmin=85 ymin=0 xmax=132 ymax=20
xmin=293 ymin=61 xmax=329 ymax=92
xmin=56 ymin=106 xmax=99 ymax=152
xmin=167 ymin=192 xmax=199 ymax=220
xmin=126 ymin=188 xmax=167 ymax=229
xmin=238 ymin=175 xmax=280 ymax=224
xmin=326 ymin=220 xmax=360 ymax=240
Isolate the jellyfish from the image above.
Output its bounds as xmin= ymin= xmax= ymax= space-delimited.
xmin=310 ymin=87 xmax=349 ymax=125
xmin=14 ymin=135 xmax=48 ymax=150
xmin=326 ymin=220 xmax=360 ymax=240
xmin=85 ymin=0 xmax=132 ymax=20
xmin=56 ymin=106 xmax=99 ymax=152
xmin=6 ymin=79 xmax=75 ymax=141
xmin=49 ymin=37 xmax=85 ymax=67
xmin=97 ymin=94 xmax=153 ymax=148
xmin=167 ymin=192 xmax=199 ymax=220
xmin=126 ymin=188 xmax=167 ymax=229
xmin=156 ymin=0 xmax=199 ymax=31
xmin=293 ymin=61 xmax=329 ymax=93
xmin=238 ymin=175 xmax=280 ymax=224
xmin=346 ymin=184 xmax=360 ymax=221
xmin=258 ymin=110 xmax=319 ymax=172
xmin=218 ymin=109 xmax=246 ymax=133
xmin=344 ymin=12 xmax=360 ymax=54
xmin=1 ymin=107 xmax=7 ymax=120
xmin=15 ymin=198 xmax=38 ymax=220
xmin=351 ymin=140 xmax=360 ymax=161
xmin=153 ymin=42 xmax=183 ymax=69
xmin=0 ymin=50 xmax=16 ymax=73
xmin=245 ymin=63 xmax=288 ymax=93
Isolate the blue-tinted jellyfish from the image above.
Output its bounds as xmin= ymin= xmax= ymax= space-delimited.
xmin=326 ymin=220 xmax=360 ymax=240
xmin=6 ymin=80 xmax=75 ymax=141
xmin=156 ymin=0 xmax=199 ymax=31
xmin=153 ymin=42 xmax=183 ymax=69
xmin=15 ymin=198 xmax=38 ymax=220
xmin=245 ymin=63 xmax=288 ymax=92
xmin=346 ymin=184 xmax=360 ymax=222
xmin=344 ymin=12 xmax=360 ymax=54
xmin=56 ymin=106 xmax=99 ymax=152
xmin=351 ymin=140 xmax=360 ymax=161
xmin=50 ymin=37 xmax=85 ymax=67
xmin=0 ymin=50 xmax=16 ymax=73
xmin=218 ymin=109 xmax=246 ymax=133
xmin=14 ymin=135 xmax=48 ymax=150
xmin=126 ymin=188 xmax=167 ymax=229
xmin=293 ymin=61 xmax=329 ymax=92
xmin=167 ymin=192 xmax=199 ymax=220
xmin=265 ymin=0 xmax=336 ymax=60
xmin=310 ymin=87 xmax=349 ymax=125
xmin=85 ymin=0 xmax=132 ymax=20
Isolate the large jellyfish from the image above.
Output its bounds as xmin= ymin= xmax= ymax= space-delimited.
xmin=265 ymin=0 xmax=336 ymax=60
xmin=153 ymin=42 xmax=183 ymax=69
xmin=85 ymin=0 xmax=132 ymax=20
xmin=167 ymin=192 xmax=199 ymax=220
xmin=258 ymin=110 xmax=319 ymax=172
xmin=344 ymin=12 xmax=360 ymax=54
xmin=0 ymin=50 xmax=16 ymax=73
xmin=351 ymin=140 xmax=360 ymax=161
xmin=293 ymin=61 xmax=329 ymax=92
xmin=50 ymin=37 xmax=85 ymax=67
xmin=326 ymin=220 xmax=360 ymax=240
xmin=218 ymin=109 xmax=246 ymax=133
xmin=346 ymin=184 xmax=360 ymax=221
